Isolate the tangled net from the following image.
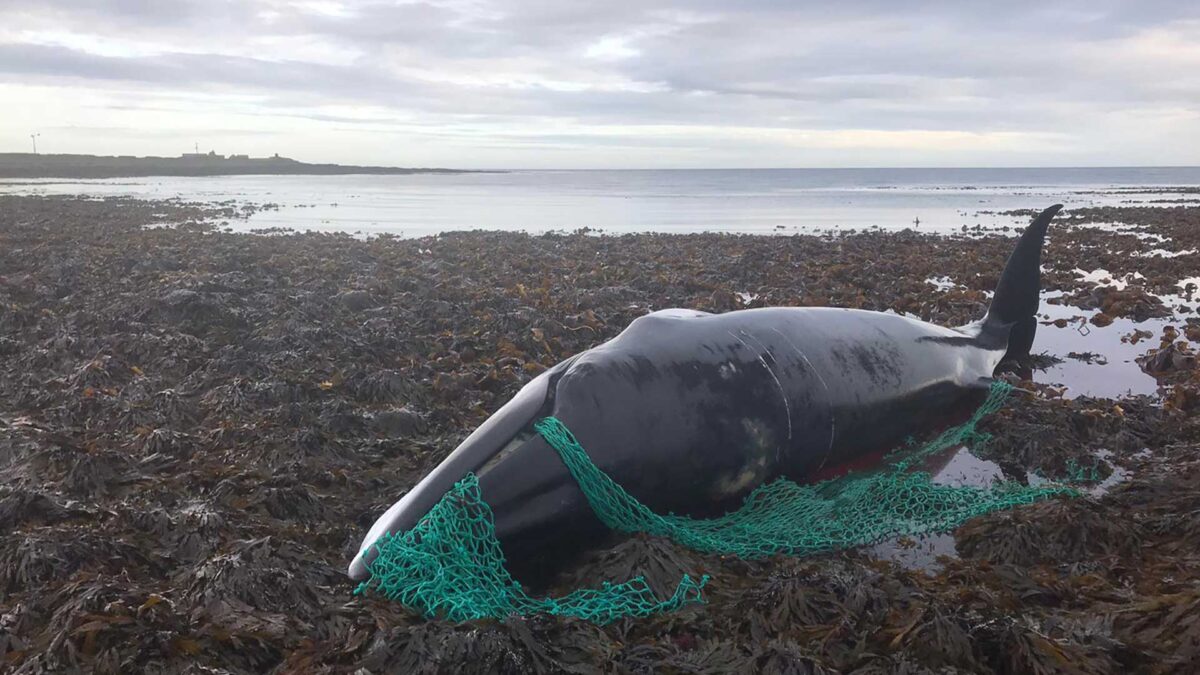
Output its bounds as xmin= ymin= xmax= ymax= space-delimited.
xmin=357 ymin=381 xmax=1077 ymax=623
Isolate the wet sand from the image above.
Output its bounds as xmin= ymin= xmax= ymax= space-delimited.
xmin=1 ymin=195 xmax=1198 ymax=673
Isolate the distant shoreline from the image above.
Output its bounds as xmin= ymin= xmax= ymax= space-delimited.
xmin=0 ymin=153 xmax=483 ymax=179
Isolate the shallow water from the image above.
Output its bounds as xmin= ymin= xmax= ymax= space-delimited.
xmin=1034 ymin=302 xmax=1169 ymax=400
xmin=869 ymin=443 xmax=1135 ymax=571
xmin=865 ymin=448 xmax=1005 ymax=570
xmin=1032 ymin=276 xmax=1193 ymax=399
xmin=3 ymin=166 xmax=1198 ymax=236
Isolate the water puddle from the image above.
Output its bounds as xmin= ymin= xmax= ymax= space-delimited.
xmin=867 ymin=445 xmax=1133 ymax=572
xmin=1031 ymin=277 xmax=1195 ymax=398
xmin=1082 ymin=449 xmax=1131 ymax=498
xmin=1134 ymin=248 xmax=1197 ymax=259
xmin=864 ymin=448 xmax=1003 ymax=570
xmin=925 ymin=276 xmax=962 ymax=292
xmin=735 ymin=291 xmax=759 ymax=306
xmin=1033 ymin=308 xmax=1169 ymax=399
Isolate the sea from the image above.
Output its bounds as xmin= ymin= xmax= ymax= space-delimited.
xmin=3 ymin=166 xmax=1198 ymax=237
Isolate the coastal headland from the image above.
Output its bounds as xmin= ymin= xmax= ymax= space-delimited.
xmin=0 ymin=152 xmax=476 ymax=179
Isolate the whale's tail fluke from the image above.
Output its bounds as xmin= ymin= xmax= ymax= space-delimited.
xmin=981 ymin=204 xmax=1063 ymax=363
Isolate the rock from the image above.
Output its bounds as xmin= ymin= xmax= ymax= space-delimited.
xmin=1138 ymin=342 xmax=1197 ymax=375
xmin=337 ymin=289 xmax=375 ymax=311
xmin=162 ymin=288 xmax=200 ymax=306
xmin=370 ymin=407 xmax=426 ymax=437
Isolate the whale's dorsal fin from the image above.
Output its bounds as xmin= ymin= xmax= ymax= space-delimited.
xmin=974 ymin=204 xmax=1062 ymax=363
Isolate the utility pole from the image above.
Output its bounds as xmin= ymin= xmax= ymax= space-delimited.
xmin=30 ymin=133 xmax=40 ymax=154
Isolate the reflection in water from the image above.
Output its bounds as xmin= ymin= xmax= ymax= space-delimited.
xmin=868 ymin=438 xmax=1135 ymax=571
xmin=1035 ymin=286 xmax=1185 ymax=399
xmin=866 ymin=447 xmax=1003 ymax=572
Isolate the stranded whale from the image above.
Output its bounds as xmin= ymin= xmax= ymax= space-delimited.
xmin=349 ymin=204 xmax=1064 ymax=581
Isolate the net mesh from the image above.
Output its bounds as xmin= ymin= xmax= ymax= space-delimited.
xmin=356 ymin=381 xmax=1078 ymax=623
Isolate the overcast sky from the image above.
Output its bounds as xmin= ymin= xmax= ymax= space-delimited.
xmin=1 ymin=1 xmax=1198 ymax=168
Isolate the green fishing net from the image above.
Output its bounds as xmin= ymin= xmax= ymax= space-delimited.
xmin=356 ymin=381 xmax=1078 ymax=623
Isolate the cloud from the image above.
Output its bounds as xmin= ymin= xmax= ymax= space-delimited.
xmin=0 ymin=1 xmax=1197 ymax=167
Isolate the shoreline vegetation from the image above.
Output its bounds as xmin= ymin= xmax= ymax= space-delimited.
xmin=1 ymin=194 xmax=1199 ymax=672
xmin=0 ymin=153 xmax=480 ymax=179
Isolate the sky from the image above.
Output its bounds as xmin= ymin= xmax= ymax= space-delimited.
xmin=1 ymin=1 xmax=1198 ymax=169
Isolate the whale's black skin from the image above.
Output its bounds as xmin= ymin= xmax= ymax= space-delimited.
xmin=348 ymin=205 xmax=1063 ymax=581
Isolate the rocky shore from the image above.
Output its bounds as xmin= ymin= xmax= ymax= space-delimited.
xmin=1 ymin=195 xmax=1198 ymax=673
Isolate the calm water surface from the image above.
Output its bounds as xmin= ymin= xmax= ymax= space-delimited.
xmin=4 ymin=166 xmax=1198 ymax=236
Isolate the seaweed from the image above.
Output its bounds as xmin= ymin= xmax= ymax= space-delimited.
xmin=3 ymin=194 xmax=1200 ymax=672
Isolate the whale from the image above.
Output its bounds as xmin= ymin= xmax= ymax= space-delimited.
xmin=348 ymin=204 xmax=1064 ymax=581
